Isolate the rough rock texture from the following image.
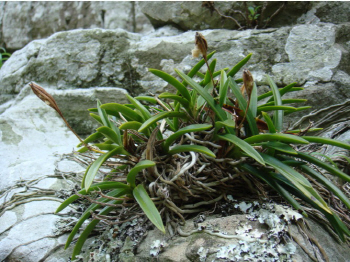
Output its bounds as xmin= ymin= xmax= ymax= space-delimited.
xmin=1 ymin=2 xmax=350 ymax=262
xmin=1 ymin=22 xmax=350 ymax=132
xmin=0 ymin=1 xmax=152 ymax=50
xmin=139 ymin=1 xmax=312 ymax=31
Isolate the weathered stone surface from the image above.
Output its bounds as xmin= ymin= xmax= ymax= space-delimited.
xmin=139 ymin=1 xmax=311 ymax=31
xmin=0 ymin=1 xmax=153 ymax=50
xmin=135 ymin=202 xmax=350 ymax=261
xmin=2 ymin=22 xmax=350 ymax=131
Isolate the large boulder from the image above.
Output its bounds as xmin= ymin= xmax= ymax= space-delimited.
xmin=1 ymin=22 xmax=350 ymax=132
xmin=0 ymin=1 xmax=152 ymax=50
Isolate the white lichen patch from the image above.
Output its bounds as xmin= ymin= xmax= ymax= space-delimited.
xmin=150 ymin=239 xmax=166 ymax=257
xmin=197 ymin=246 xmax=208 ymax=262
xmin=213 ymin=201 xmax=298 ymax=261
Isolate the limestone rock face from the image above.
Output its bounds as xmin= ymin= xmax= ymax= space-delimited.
xmin=0 ymin=1 xmax=152 ymax=50
xmin=1 ymin=2 xmax=350 ymax=262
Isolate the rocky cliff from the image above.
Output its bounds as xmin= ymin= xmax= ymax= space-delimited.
xmin=0 ymin=2 xmax=349 ymax=261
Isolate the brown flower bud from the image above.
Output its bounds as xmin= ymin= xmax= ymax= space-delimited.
xmin=194 ymin=32 xmax=208 ymax=58
xmin=242 ymin=69 xmax=254 ymax=99
xmin=29 ymin=82 xmax=62 ymax=115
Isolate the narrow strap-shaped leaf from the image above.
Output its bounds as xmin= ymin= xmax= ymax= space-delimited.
xmin=158 ymin=92 xmax=190 ymax=108
xmin=219 ymin=72 xmax=229 ymax=107
xmin=71 ymin=200 xmax=122 ymax=260
xmin=149 ymin=69 xmax=191 ymax=102
xmin=135 ymin=96 xmax=157 ymax=104
xmin=262 ymin=99 xmax=307 ymax=107
xmin=164 ymin=124 xmax=212 ymax=151
xmin=101 ymin=103 xmax=144 ymax=122
xmin=302 ymin=136 xmax=350 ymax=151
xmin=295 ymin=152 xmax=350 ymax=183
xmin=197 ymin=82 xmax=213 ymax=109
xmin=97 ymin=126 xmax=121 ymax=145
xmin=184 ymin=51 xmax=216 ymax=84
xmin=259 ymin=141 xmax=297 ymax=155
xmin=285 ymin=128 xmax=323 ymax=134
xmin=97 ymin=99 xmax=111 ymax=128
xmin=261 ymin=112 xmax=276 ymax=133
xmin=229 ymin=78 xmax=259 ymax=135
xmin=64 ymin=188 xmax=128 ymax=249
xmin=218 ymin=134 xmax=265 ymax=166
xmin=202 ymin=59 xmax=216 ymax=86
xmin=244 ymin=133 xmax=309 ymax=144
xmin=126 ymin=94 xmax=152 ymax=121
xmin=257 ymin=105 xmax=297 ymax=113
xmin=56 ymin=182 xmax=131 ymax=213
xmin=119 ymin=121 xmax=143 ymax=131
xmin=133 ymin=184 xmax=165 ymax=233
xmin=284 ymin=106 xmax=312 ymax=115
xmin=84 ymin=147 xmax=126 ymax=191
xmin=138 ymin=111 xmax=186 ymax=133
xmin=261 ymin=153 xmax=332 ymax=214
xmin=241 ymin=163 xmax=307 ymax=217
xmin=89 ymin=113 xmax=103 ymax=125
xmin=77 ymin=132 xmax=104 ymax=147
xmin=127 ymin=160 xmax=156 ymax=188
xmin=175 ymin=69 xmax=229 ymax=124
xmin=267 ymin=82 xmax=297 ymax=103
xmin=227 ymin=53 xmax=252 ymax=78
xmin=257 ymin=83 xmax=299 ymax=101
xmin=168 ymin=145 xmax=216 ymax=158
xmin=249 ymin=83 xmax=258 ymax=117
xmin=266 ymin=75 xmax=283 ymax=132
xmin=300 ymin=165 xmax=350 ymax=209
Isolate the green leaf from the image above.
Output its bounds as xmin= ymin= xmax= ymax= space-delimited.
xmin=285 ymin=128 xmax=323 ymax=134
xmin=295 ymin=152 xmax=350 ymax=183
xmin=215 ymin=119 xmax=236 ymax=133
xmin=175 ymin=69 xmax=230 ymax=125
xmin=244 ymin=133 xmax=309 ymax=145
xmin=261 ymin=153 xmax=332 ymax=214
xmin=184 ymin=51 xmax=216 ymax=85
xmin=159 ymin=92 xmax=190 ymax=108
xmin=56 ymin=182 xmax=131 ymax=213
xmin=229 ymin=78 xmax=259 ymax=135
xmin=101 ymin=103 xmax=144 ymax=122
xmin=126 ymin=94 xmax=152 ymax=121
xmin=119 ymin=121 xmax=143 ymax=131
xmin=127 ymin=160 xmax=156 ymax=188
xmin=197 ymin=82 xmax=214 ymax=109
xmin=77 ymin=132 xmax=103 ymax=148
xmin=168 ymin=145 xmax=216 ymax=158
xmin=64 ymin=187 xmax=128 ymax=249
xmin=302 ymin=136 xmax=350 ymax=151
xmin=138 ymin=111 xmax=186 ymax=133
xmin=135 ymin=96 xmax=157 ymax=104
xmin=257 ymin=105 xmax=297 ymax=114
xmin=262 ymin=99 xmax=307 ymax=106
xmin=227 ymin=53 xmax=252 ymax=78
xmin=266 ymin=75 xmax=283 ymax=132
xmin=89 ymin=113 xmax=103 ymax=125
xmin=299 ymin=165 xmax=350 ymax=209
xmin=260 ymin=141 xmax=297 ymax=154
xmin=202 ymin=59 xmax=216 ymax=86
xmin=71 ymin=200 xmax=122 ymax=259
xmin=97 ymin=99 xmax=112 ymax=128
xmin=149 ymin=69 xmax=191 ymax=102
xmin=261 ymin=112 xmax=276 ymax=133
xmin=218 ymin=134 xmax=265 ymax=165
xmin=284 ymin=106 xmax=312 ymax=115
xmin=84 ymin=147 xmax=126 ymax=191
xmin=133 ymin=184 xmax=165 ymax=233
xmin=249 ymin=83 xmax=258 ymax=117
xmin=219 ymin=71 xmax=229 ymax=107
xmin=97 ymin=126 xmax=121 ymax=145
xmin=258 ymin=83 xmax=299 ymax=101
xmin=164 ymin=124 xmax=212 ymax=151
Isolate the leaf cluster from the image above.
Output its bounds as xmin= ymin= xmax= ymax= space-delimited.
xmin=54 ymin=51 xmax=350 ymax=260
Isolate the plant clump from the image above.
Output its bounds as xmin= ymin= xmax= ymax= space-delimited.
xmin=31 ymin=32 xmax=350 ymax=260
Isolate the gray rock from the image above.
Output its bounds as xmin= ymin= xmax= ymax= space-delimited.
xmin=139 ymin=1 xmax=311 ymax=31
xmin=0 ymin=1 xmax=153 ymax=50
